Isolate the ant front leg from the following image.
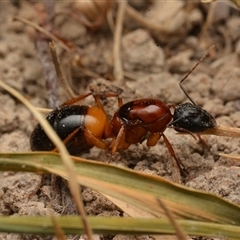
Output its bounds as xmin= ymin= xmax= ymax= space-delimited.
xmin=170 ymin=125 xmax=198 ymax=141
xmin=196 ymin=134 xmax=210 ymax=150
xmin=146 ymin=132 xmax=188 ymax=176
xmin=162 ymin=134 xmax=188 ymax=176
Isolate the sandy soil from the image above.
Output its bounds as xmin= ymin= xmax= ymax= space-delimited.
xmin=0 ymin=1 xmax=240 ymax=239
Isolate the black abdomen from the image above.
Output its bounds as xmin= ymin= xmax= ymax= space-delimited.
xmin=30 ymin=105 xmax=91 ymax=154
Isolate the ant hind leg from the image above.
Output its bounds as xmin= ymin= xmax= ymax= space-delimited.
xmin=84 ymin=128 xmax=109 ymax=150
xmin=60 ymin=93 xmax=93 ymax=107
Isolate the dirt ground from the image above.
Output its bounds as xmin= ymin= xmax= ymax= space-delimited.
xmin=0 ymin=1 xmax=240 ymax=239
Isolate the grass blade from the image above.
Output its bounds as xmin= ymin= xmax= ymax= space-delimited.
xmin=1 ymin=152 xmax=240 ymax=224
xmin=0 ymin=216 xmax=240 ymax=238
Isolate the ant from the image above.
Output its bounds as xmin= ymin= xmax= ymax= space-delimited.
xmin=30 ymin=47 xmax=217 ymax=176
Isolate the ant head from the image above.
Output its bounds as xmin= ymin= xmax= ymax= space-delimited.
xmin=171 ymin=45 xmax=217 ymax=133
xmin=171 ymin=103 xmax=216 ymax=133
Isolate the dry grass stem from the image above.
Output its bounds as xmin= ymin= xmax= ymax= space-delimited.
xmin=13 ymin=16 xmax=70 ymax=52
xmin=35 ymin=107 xmax=52 ymax=114
xmin=202 ymin=126 xmax=240 ymax=138
xmin=157 ymin=199 xmax=188 ymax=240
xmin=50 ymin=215 xmax=67 ymax=240
xmin=49 ymin=42 xmax=76 ymax=99
xmin=113 ymin=0 xmax=127 ymax=83
xmin=178 ymin=126 xmax=240 ymax=138
xmin=230 ymin=0 xmax=240 ymax=8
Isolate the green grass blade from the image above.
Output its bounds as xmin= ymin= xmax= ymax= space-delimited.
xmin=0 ymin=216 xmax=240 ymax=238
xmin=1 ymin=152 xmax=240 ymax=225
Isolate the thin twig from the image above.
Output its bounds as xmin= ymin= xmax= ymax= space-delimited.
xmin=13 ymin=16 xmax=70 ymax=52
xmin=49 ymin=41 xmax=77 ymax=99
xmin=113 ymin=0 xmax=127 ymax=83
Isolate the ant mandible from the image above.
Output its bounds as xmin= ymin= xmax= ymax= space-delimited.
xmin=30 ymin=46 xmax=217 ymax=176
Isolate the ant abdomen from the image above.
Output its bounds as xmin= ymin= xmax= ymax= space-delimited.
xmin=30 ymin=105 xmax=109 ymax=155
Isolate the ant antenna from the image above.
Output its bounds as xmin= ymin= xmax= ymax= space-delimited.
xmin=217 ymin=74 xmax=232 ymax=96
xmin=180 ymin=45 xmax=215 ymax=105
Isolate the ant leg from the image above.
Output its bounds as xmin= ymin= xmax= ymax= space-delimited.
xmin=146 ymin=132 xmax=161 ymax=147
xmin=109 ymin=126 xmax=128 ymax=154
xmin=62 ymin=92 xmax=122 ymax=109
xmin=51 ymin=127 xmax=108 ymax=153
xmin=196 ymin=134 xmax=210 ymax=150
xmin=83 ymin=128 xmax=109 ymax=149
xmin=169 ymin=125 xmax=197 ymax=141
xmin=117 ymin=96 xmax=123 ymax=108
xmin=61 ymin=93 xmax=93 ymax=107
xmin=146 ymin=131 xmax=188 ymax=175
xmin=92 ymin=93 xmax=119 ymax=112
xmin=92 ymin=92 xmax=123 ymax=111
xmin=162 ymin=134 xmax=188 ymax=176
xmin=51 ymin=127 xmax=82 ymax=152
